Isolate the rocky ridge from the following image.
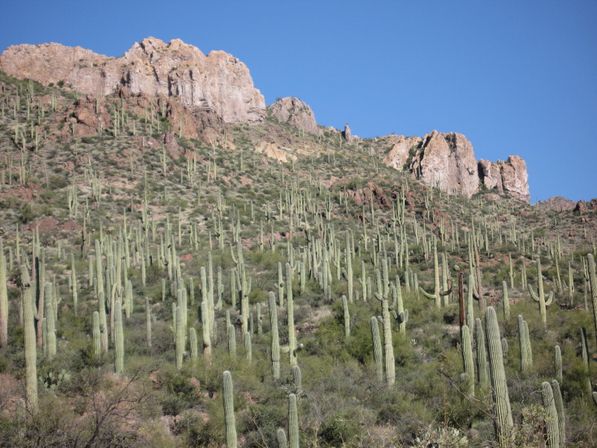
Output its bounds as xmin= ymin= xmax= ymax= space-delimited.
xmin=0 ymin=37 xmax=265 ymax=123
xmin=0 ymin=37 xmax=530 ymax=202
xmin=381 ymin=131 xmax=530 ymax=202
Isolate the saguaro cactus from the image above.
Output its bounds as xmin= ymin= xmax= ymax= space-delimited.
xmin=588 ymin=254 xmax=597 ymax=348
xmin=114 ymin=297 xmax=124 ymax=374
xmin=554 ymin=345 xmax=562 ymax=384
xmin=370 ymin=316 xmax=384 ymax=383
xmin=502 ymin=281 xmax=510 ymax=320
xmin=377 ymin=294 xmax=395 ymax=387
xmin=92 ymin=311 xmax=101 ymax=356
xmin=223 ymin=370 xmax=237 ymax=448
xmin=551 ymin=379 xmax=566 ymax=447
xmin=22 ymin=264 xmax=38 ymax=412
xmin=288 ymin=393 xmax=299 ymax=448
xmin=461 ymin=324 xmax=475 ymax=397
xmin=518 ymin=315 xmax=533 ymax=373
xmin=475 ymin=317 xmax=489 ymax=389
xmin=528 ymin=257 xmax=553 ymax=328
xmin=269 ymin=291 xmax=281 ymax=380
xmin=486 ymin=306 xmax=513 ymax=447
xmin=45 ymin=282 xmax=56 ymax=359
xmin=419 ymin=239 xmax=451 ymax=308
xmin=541 ymin=381 xmax=560 ymax=448
xmin=342 ymin=295 xmax=350 ymax=338
xmin=276 ymin=428 xmax=288 ymax=448
xmin=0 ymin=247 xmax=9 ymax=347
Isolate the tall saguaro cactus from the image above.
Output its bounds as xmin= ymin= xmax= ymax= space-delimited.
xmin=269 ymin=291 xmax=281 ymax=380
xmin=288 ymin=393 xmax=299 ymax=448
xmin=419 ymin=239 xmax=451 ymax=308
xmin=370 ymin=316 xmax=384 ymax=383
xmin=486 ymin=306 xmax=513 ymax=447
xmin=461 ymin=324 xmax=475 ymax=397
xmin=114 ymin=297 xmax=124 ymax=374
xmin=223 ymin=370 xmax=237 ymax=448
xmin=587 ymin=254 xmax=597 ymax=348
xmin=22 ymin=264 xmax=38 ymax=412
xmin=0 ymin=246 xmax=8 ymax=347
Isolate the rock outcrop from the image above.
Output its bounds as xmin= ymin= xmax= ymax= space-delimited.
xmin=382 ymin=131 xmax=530 ymax=202
xmin=0 ymin=37 xmax=265 ymax=123
xmin=382 ymin=135 xmax=422 ymax=170
xmin=407 ymin=131 xmax=480 ymax=198
xmin=535 ymin=196 xmax=576 ymax=212
xmin=478 ymin=156 xmax=530 ymax=203
xmin=268 ymin=97 xmax=320 ymax=135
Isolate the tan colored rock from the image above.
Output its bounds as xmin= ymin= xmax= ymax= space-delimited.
xmin=342 ymin=124 xmax=352 ymax=142
xmin=0 ymin=37 xmax=265 ymax=123
xmin=478 ymin=160 xmax=503 ymax=193
xmin=499 ymin=156 xmax=529 ymax=203
xmin=382 ymin=135 xmax=422 ymax=170
xmin=268 ymin=97 xmax=320 ymax=135
xmin=254 ymin=141 xmax=296 ymax=163
xmin=479 ymin=156 xmax=530 ymax=203
xmin=408 ymin=131 xmax=479 ymax=197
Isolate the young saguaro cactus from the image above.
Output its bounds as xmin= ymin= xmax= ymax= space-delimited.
xmin=486 ymin=306 xmax=513 ymax=447
xmin=276 ymin=428 xmax=288 ymax=448
xmin=92 ymin=311 xmax=101 ymax=356
xmin=223 ymin=370 xmax=237 ymax=448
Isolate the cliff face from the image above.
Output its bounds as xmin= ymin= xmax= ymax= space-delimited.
xmin=383 ymin=131 xmax=530 ymax=202
xmin=0 ymin=37 xmax=265 ymax=123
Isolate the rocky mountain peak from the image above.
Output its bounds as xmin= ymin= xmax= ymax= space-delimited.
xmin=0 ymin=37 xmax=265 ymax=123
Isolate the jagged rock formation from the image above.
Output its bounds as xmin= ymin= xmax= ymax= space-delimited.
xmin=382 ymin=130 xmax=530 ymax=202
xmin=0 ymin=37 xmax=265 ymax=123
xmin=268 ymin=97 xmax=320 ymax=135
xmin=478 ymin=156 xmax=530 ymax=203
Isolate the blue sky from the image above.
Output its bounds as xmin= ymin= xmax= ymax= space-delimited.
xmin=1 ymin=0 xmax=596 ymax=202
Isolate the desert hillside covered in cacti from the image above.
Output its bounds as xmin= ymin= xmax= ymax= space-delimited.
xmin=0 ymin=69 xmax=597 ymax=448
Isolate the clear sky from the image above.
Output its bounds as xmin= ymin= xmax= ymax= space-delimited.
xmin=1 ymin=0 xmax=596 ymax=202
